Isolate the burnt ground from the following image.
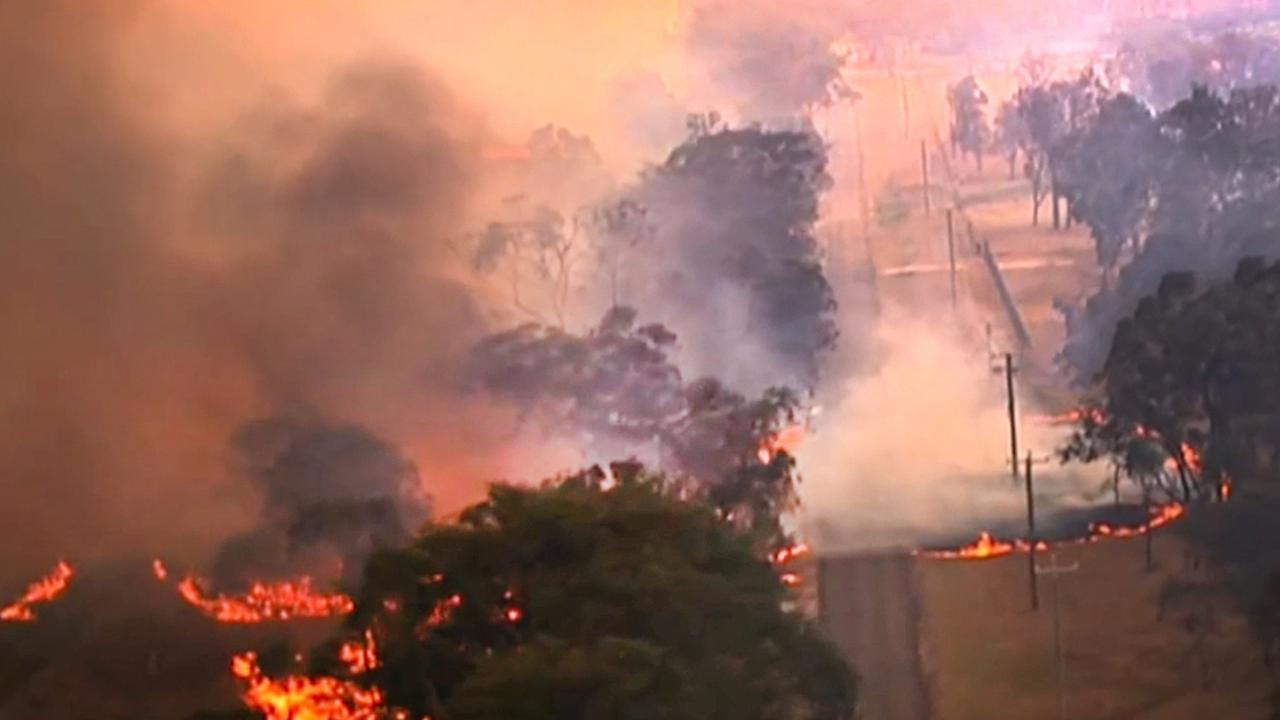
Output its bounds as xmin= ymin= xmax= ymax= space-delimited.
xmin=819 ymin=553 xmax=931 ymax=720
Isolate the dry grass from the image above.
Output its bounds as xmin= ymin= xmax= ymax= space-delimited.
xmin=919 ymin=531 xmax=1274 ymax=720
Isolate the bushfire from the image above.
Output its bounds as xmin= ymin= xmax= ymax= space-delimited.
xmin=757 ymin=423 xmax=807 ymax=464
xmin=0 ymin=561 xmax=74 ymax=622
xmin=920 ymin=502 xmax=1187 ymax=561
xmin=172 ymin=574 xmax=355 ymax=623
xmin=231 ymin=629 xmax=398 ymax=720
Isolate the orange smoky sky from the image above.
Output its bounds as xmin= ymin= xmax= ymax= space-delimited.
xmin=0 ymin=0 xmax=684 ymax=580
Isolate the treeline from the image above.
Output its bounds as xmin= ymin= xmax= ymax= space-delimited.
xmin=977 ymin=70 xmax=1280 ymax=378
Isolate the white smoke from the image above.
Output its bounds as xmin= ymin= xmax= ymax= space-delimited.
xmin=797 ymin=306 xmax=1110 ymax=552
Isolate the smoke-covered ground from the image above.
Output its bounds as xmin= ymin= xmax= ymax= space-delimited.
xmin=799 ymin=305 xmax=1112 ymax=552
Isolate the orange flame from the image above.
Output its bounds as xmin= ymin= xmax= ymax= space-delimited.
xmin=231 ymin=628 xmax=426 ymax=720
xmin=1 ymin=561 xmax=74 ymax=622
xmin=770 ymin=543 xmax=810 ymax=565
xmin=757 ymin=424 xmax=807 ymax=463
xmin=920 ymin=532 xmax=1018 ymax=560
xmin=921 ymin=502 xmax=1187 ymax=561
xmin=1088 ymin=502 xmax=1185 ymax=539
xmin=339 ymin=630 xmax=380 ymax=675
xmin=1031 ymin=408 xmax=1107 ymax=426
xmin=770 ymin=543 xmax=810 ymax=587
xmin=176 ymin=576 xmax=354 ymax=623
xmin=231 ymin=650 xmax=386 ymax=720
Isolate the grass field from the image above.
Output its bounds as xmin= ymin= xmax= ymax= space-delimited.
xmin=919 ymin=524 xmax=1274 ymax=720
xmin=912 ymin=161 xmax=1278 ymax=720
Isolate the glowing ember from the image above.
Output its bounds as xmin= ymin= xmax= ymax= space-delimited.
xmin=1031 ymin=408 xmax=1107 ymax=426
xmin=1 ymin=561 xmax=74 ymax=622
xmin=770 ymin=543 xmax=810 ymax=565
xmin=757 ymin=423 xmax=807 ymax=463
xmin=339 ymin=630 xmax=380 ymax=675
xmin=780 ymin=572 xmax=801 ymax=587
xmin=152 ymin=559 xmax=168 ymax=581
xmin=417 ymin=593 xmax=463 ymax=637
xmin=177 ymin=576 xmax=354 ymax=623
xmin=1178 ymin=442 xmax=1203 ymax=474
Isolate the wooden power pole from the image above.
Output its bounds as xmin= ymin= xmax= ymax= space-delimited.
xmin=1005 ymin=353 xmax=1018 ymax=481
xmin=921 ymin=140 xmax=931 ymax=215
xmin=946 ymin=209 xmax=957 ymax=309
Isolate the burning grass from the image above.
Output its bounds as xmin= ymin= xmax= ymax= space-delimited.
xmin=174 ymin=577 xmax=354 ymax=624
xmin=920 ymin=502 xmax=1188 ymax=561
xmin=230 ymin=629 xmax=407 ymax=720
xmin=0 ymin=562 xmax=74 ymax=622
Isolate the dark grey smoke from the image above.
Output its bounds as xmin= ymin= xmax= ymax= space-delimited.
xmin=211 ymin=417 xmax=428 ymax=587
xmin=0 ymin=1 xmax=493 ymax=581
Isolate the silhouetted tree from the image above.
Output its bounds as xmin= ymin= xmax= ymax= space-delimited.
xmin=948 ymin=75 xmax=990 ymax=171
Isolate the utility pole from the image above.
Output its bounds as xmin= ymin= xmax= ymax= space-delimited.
xmin=1026 ymin=452 xmax=1038 ymax=612
xmin=1024 ymin=452 xmax=1053 ymax=612
xmin=921 ymin=140 xmax=931 ymax=215
xmin=900 ymin=77 xmax=911 ymax=139
xmin=946 ymin=209 xmax=957 ymax=309
xmin=989 ymin=352 xmax=1020 ymax=482
xmin=1004 ymin=353 xmax=1018 ymax=481
xmin=855 ymin=106 xmax=870 ymax=239
xmin=1035 ymin=554 xmax=1080 ymax=720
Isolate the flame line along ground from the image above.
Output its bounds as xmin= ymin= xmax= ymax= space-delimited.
xmin=917 ymin=502 xmax=1188 ymax=561
xmin=0 ymin=561 xmax=74 ymax=622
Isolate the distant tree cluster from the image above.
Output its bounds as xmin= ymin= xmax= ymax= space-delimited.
xmin=470 ymin=121 xmax=839 ymax=395
xmin=1110 ymin=28 xmax=1280 ymax=110
xmin=337 ymin=464 xmax=857 ymax=720
xmin=947 ymin=75 xmax=990 ymax=171
xmin=997 ymin=71 xmax=1280 ymax=378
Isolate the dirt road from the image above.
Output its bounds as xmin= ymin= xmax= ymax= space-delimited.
xmin=819 ymin=553 xmax=931 ymax=720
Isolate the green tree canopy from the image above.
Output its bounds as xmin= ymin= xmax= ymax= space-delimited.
xmin=337 ymin=463 xmax=855 ymax=720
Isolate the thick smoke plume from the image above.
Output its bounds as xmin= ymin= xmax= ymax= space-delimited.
xmin=616 ymin=124 xmax=839 ymax=394
xmin=211 ymin=417 xmax=430 ymax=588
xmin=0 ymin=2 xmax=559 ymax=582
